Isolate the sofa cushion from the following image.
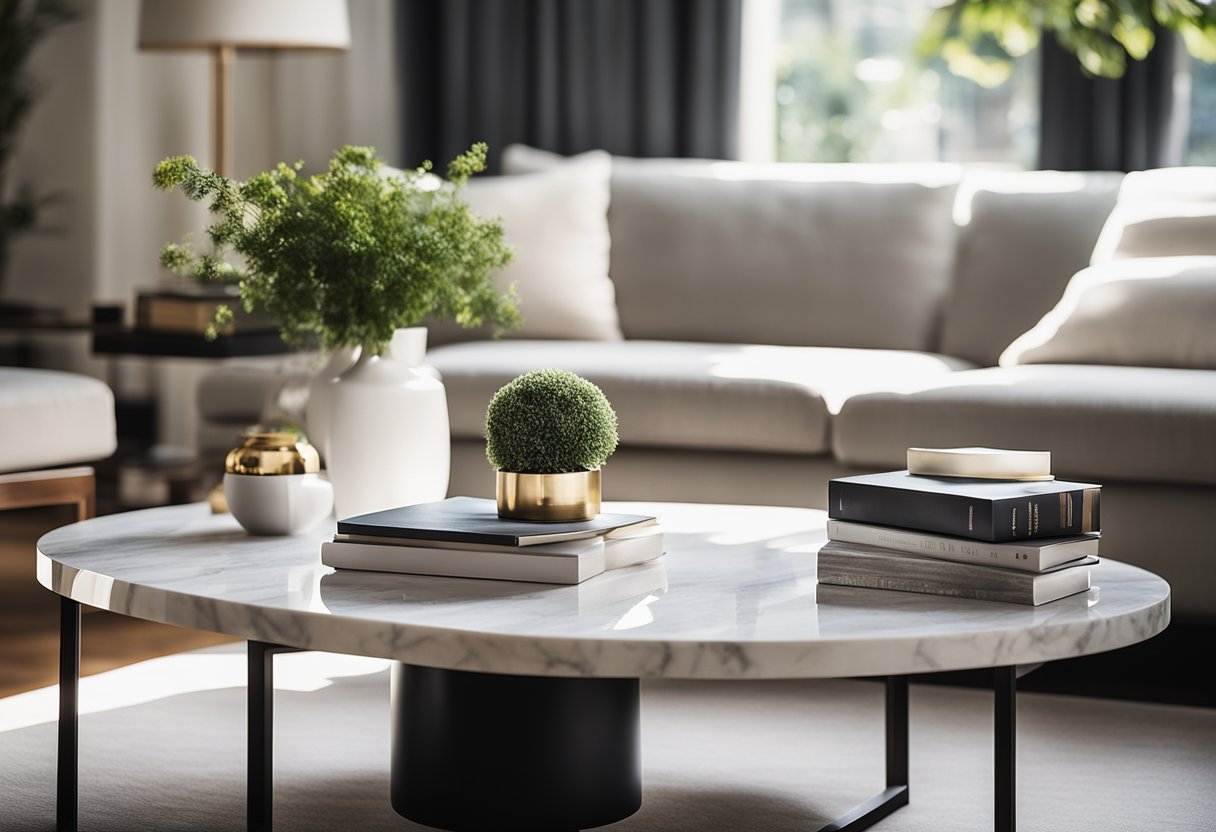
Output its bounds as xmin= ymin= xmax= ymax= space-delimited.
xmin=1090 ymin=167 xmax=1216 ymax=264
xmin=607 ymin=169 xmax=959 ymax=351
xmin=461 ymin=150 xmax=620 ymax=341
xmin=0 ymin=368 xmax=116 ymax=473
xmin=429 ymin=340 xmax=973 ymax=455
xmin=833 ymin=365 xmax=1216 ymax=486
xmin=1091 ymin=202 xmax=1216 ymax=263
xmin=939 ymin=170 xmax=1121 ymax=366
xmin=1001 ymin=257 xmax=1216 ymax=370
xmin=401 ymin=151 xmax=618 ymax=345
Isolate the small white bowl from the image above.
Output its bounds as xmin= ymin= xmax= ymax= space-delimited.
xmin=224 ymin=472 xmax=333 ymax=536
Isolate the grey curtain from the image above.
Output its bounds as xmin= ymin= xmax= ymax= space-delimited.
xmin=396 ymin=0 xmax=742 ymax=171
xmin=1039 ymin=32 xmax=1188 ymax=171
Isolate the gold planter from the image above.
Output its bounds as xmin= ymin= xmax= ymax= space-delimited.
xmin=496 ymin=470 xmax=601 ymax=522
xmin=225 ymin=431 xmax=320 ymax=476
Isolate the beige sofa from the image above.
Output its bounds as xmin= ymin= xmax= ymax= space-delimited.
xmin=197 ymin=152 xmax=1216 ymax=621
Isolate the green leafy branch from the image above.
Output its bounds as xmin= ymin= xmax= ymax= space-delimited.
xmin=922 ymin=0 xmax=1216 ymax=87
xmin=152 ymin=144 xmax=519 ymax=353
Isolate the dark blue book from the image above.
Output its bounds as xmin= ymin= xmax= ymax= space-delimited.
xmin=828 ymin=471 xmax=1100 ymax=543
xmin=337 ymin=496 xmax=655 ymax=547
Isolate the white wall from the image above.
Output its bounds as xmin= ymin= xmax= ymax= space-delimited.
xmin=6 ymin=0 xmax=400 ymax=447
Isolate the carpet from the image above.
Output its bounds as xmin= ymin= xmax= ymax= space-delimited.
xmin=0 ymin=645 xmax=1213 ymax=831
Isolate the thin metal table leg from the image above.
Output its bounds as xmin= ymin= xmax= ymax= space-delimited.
xmin=995 ymin=666 xmax=1017 ymax=832
xmin=57 ymin=596 xmax=80 ymax=832
xmin=818 ymin=676 xmax=910 ymax=832
xmin=248 ymin=642 xmax=298 ymax=832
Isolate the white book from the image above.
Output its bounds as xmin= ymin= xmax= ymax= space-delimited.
xmin=321 ymin=524 xmax=665 ymax=585
xmin=907 ymin=447 xmax=1053 ymax=481
xmin=826 ymin=519 xmax=1099 ymax=572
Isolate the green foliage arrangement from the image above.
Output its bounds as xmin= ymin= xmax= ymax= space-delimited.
xmin=152 ymin=143 xmax=519 ymax=354
xmin=922 ymin=1 xmax=1216 ymax=86
xmin=485 ymin=370 xmax=619 ymax=474
xmin=0 ymin=0 xmax=76 ymax=291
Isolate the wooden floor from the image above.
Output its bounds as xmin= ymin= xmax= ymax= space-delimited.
xmin=0 ymin=506 xmax=235 ymax=699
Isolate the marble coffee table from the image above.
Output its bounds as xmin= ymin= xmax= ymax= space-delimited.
xmin=37 ymin=502 xmax=1169 ymax=832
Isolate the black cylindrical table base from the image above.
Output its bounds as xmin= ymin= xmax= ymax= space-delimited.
xmin=391 ymin=663 xmax=641 ymax=831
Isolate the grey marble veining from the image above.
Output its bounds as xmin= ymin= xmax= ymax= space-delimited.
xmin=36 ymin=502 xmax=1170 ymax=679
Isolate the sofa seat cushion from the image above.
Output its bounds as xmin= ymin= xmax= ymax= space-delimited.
xmin=833 ymin=365 xmax=1216 ymax=486
xmin=429 ymin=340 xmax=973 ymax=455
xmin=0 ymin=368 xmax=116 ymax=473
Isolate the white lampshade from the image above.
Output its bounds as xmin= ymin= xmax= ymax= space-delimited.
xmin=138 ymin=0 xmax=350 ymax=51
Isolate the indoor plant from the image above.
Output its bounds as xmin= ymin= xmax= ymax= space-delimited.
xmin=485 ymin=369 xmax=619 ymax=521
xmin=0 ymin=0 xmax=75 ymax=300
xmin=154 ymin=143 xmax=519 ymax=517
xmin=923 ymin=0 xmax=1216 ymax=86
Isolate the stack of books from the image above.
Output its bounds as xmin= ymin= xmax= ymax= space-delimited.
xmin=820 ymin=448 xmax=1101 ymax=605
xmin=136 ymin=285 xmax=276 ymax=335
xmin=321 ymin=496 xmax=664 ymax=584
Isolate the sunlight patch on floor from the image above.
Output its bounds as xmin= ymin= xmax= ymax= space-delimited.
xmin=0 ymin=649 xmax=391 ymax=732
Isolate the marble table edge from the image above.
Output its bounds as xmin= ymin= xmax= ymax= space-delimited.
xmin=36 ymin=550 xmax=1171 ymax=681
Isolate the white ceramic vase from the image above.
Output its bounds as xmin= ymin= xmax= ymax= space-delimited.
xmin=324 ymin=328 xmax=450 ymax=520
xmin=304 ymin=345 xmax=360 ymax=463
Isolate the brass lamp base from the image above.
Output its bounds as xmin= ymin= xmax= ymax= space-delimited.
xmin=496 ymin=470 xmax=602 ymax=522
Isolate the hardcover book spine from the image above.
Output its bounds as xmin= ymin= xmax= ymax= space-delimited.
xmin=990 ymin=488 xmax=1100 ymax=542
xmin=827 ymin=482 xmax=1101 ymax=543
xmin=827 ymin=480 xmax=995 ymax=541
xmin=815 ymin=572 xmax=1031 ymax=605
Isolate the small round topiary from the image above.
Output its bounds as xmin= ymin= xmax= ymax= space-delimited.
xmin=485 ymin=369 xmax=619 ymax=474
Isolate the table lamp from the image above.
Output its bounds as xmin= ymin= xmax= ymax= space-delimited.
xmin=138 ymin=0 xmax=350 ymax=177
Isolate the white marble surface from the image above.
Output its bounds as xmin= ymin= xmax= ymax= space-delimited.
xmin=36 ymin=502 xmax=1170 ymax=680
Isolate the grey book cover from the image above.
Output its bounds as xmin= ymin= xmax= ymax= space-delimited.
xmin=816 ymin=541 xmax=1095 ymax=605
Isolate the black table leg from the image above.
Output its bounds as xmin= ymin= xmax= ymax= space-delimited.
xmin=247 ymin=642 xmax=298 ymax=832
xmin=995 ymin=666 xmax=1017 ymax=832
xmin=57 ymin=596 xmax=79 ymax=832
xmin=818 ymin=676 xmax=910 ymax=832
xmin=391 ymin=664 xmax=641 ymax=832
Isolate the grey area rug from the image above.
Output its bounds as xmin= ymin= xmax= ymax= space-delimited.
xmin=0 ymin=646 xmax=1213 ymax=831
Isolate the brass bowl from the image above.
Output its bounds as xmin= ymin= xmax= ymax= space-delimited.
xmin=225 ymin=431 xmax=320 ymax=476
xmin=496 ymin=470 xmax=601 ymax=521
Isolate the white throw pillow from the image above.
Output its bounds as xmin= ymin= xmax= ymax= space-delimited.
xmin=461 ymin=150 xmax=619 ymax=340
xmin=1000 ymin=256 xmax=1216 ymax=370
xmin=1090 ymin=167 xmax=1216 ymax=264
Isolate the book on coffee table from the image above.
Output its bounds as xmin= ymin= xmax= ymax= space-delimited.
xmin=322 ymin=522 xmax=665 ymax=584
xmin=825 ymin=519 xmax=1099 ymax=572
xmin=337 ymin=496 xmax=655 ymax=547
xmin=906 ymin=447 xmax=1053 ymax=481
xmin=827 ymin=471 xmax=1101 ymax=542
xmin=816 ymin=541 xmax=1095 ymax=606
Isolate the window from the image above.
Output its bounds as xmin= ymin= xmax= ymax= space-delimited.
xmin=1186 ymin=59 xmax=1216 ymax=164
xmin=749 ymin=0 xmax=1039 ymax=166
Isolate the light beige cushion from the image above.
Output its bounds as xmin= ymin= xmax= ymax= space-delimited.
xmin=503 ymin=145 xmax=961 ymax=351
xmin=1091 ymin=202 xmax=1216 ymax=263
xmin=428 ymin=339 xmax=973 ymax=455
xmin=833 ymin=364 xmax=1216 ymax=486
xmin=0 ymin=368 xmax=116 ymax=473
xmin=443 ymin=150 xmax=620 ymax=342
xmin=939 ymin=170 xmax=1121 ymax=366
xmin=1001 ymin=257 xmax=1216 ymax=370
xmin=1090 ymin=167 xmax=1216 ymax=264
xmin=610 ymin=170 xmax=959 ymax=350
xmin=1114 ymin=166 xmax=1216 ymax=203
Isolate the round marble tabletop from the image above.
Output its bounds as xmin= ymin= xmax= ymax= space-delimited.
xmin=36 ymin=502 xmax=1170 ymax=680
